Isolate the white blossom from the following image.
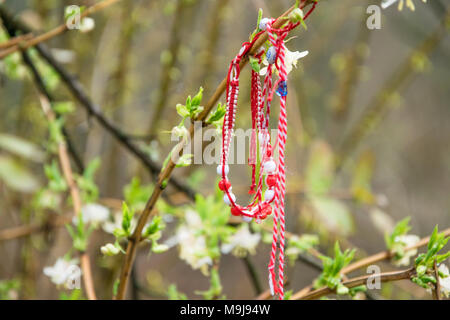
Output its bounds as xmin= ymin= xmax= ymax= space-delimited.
xmin=102 ymin=211 xmax=122 ymax=234
xmin=100 ymin=243 xmax=120 ymax=256
xmin=175 ymin=209 xmax=212 ymax=274
xmin=43 ymin=258 xmax=79 ymax=287
xmin=177 ymin=226 xmax=212 ymax=274
xmin=221 ymin=224 xmax=261 ymax=257
xmin=381 ymin=0 xmax=427 ymax=11
xmin=102 ymin=210 xmax=137 ymax=235
xmin=73 ymin=203 xmax=110 ymax=226
xmin=79 ymin=17 xmax=95 ymax=33
xmin=171 ymin=125 xmax=189 ymax=139
xmin=438 ymin=264 xmax=450 ymax=298
xmin=260 ymin=47 xmax=308 ymax=76
xmin=392 ymin=234 xmax=420 ymax=266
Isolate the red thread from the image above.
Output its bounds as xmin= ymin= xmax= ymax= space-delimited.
xmin=218 ymin=0 xmax=318 ymax=300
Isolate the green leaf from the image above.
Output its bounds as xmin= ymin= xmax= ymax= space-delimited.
xmin=66 ymin=213 xmax=93 ymax=251
xmin=315 ymin=241 xmax=355 ymax=293
xmin=206 ymin=103 xmax=226 ymax=124
xmin=48 ymin=118 xmax=65 ymax=145
xmin=176 ymin=104 xmax=190 ymax=118
xmin=168 ymin=284 xmax=187 ymax=300
xmin=64 ymin=5 xmax=86 ymax=20
xmin=249 ymin=56 xmax=261 ymax=73
xmin=175 ymin=153 xmax=193 ymax=167
xmin=195 ymin=267 xmax=223 ymax=300
xmin=250 ymin=8 xmax=263 ymax=41
xmin=144 ymin=216 xmax=165 ymax=237
xmin=256 ymin=8 xmax=263 ymax=30
xmin=52 ymin=101 xmax=75 ymax=115
xmin=76 ymin=158 xmax=101 ymax=203
xmin=0 ymin=278 xmax=20 ymax=300
xmin=413 ymin=226 xmax=450 ymax=278
xmin=191 ymin=87 xmax=203 ymax=107
xmin=113 ymin=279 xmax=120 ymax=297
xmin=123 ymin=177 xmax=153 ymax=212
xmin=385 ymin=217 xmax=411 ymax=250
xmin=151 ymin=243 xmax=169 ymax=253
xmin=121 ymin=202 xmax=134 ymax=235
xmin=44 ymin=160 xmax=67 ymax=192
xmin=60 ymin=289 xmax=83 ymax=300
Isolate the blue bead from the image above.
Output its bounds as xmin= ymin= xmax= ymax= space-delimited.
xmin=276 ymin=81 xmax=288 ymax=97
xmin=267 ymin=46 xmax=277 ymax=65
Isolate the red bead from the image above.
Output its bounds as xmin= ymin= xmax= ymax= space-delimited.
xmin=266 ymin=145 xmax=272 ymax=157
xmin=231 ymin=206 xmax=242 ymax=216
xmin=259 ymin=202 xmax=272 ymax=219
xmin=266 ymin=175 xmax=277 ymax=187
xmin=218 ymin=179 xmax=231 ymax=191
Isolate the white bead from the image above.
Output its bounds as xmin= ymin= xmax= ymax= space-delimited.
xmin=263 ymin=160 xmax=277 ymax=174
xmin=216 ymin=164 xmax=229 ymax=175
xmin=258 ymin=132 xmax=266 ymax=145
xmin=264 ymin=189 xmax=275 ymax=201
xmin=242 ymin=216 xmax=253 ymax=223
xmin=267 ymin=46 xmax=277 ymax=65
xmin=259 ymin=18 xmax=270 ymax=31
xmin=223 ymin=192 xmax=236 ymax=206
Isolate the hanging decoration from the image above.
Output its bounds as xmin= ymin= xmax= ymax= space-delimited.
xmin=217 ymin=2 xmax=317 ymax=300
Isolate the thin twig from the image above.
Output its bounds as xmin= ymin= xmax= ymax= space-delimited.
xmin=0 ymin=33 xmax=32 ymax=49
xmin=0 ymin=214 xmax=71 ymax=241
xmin=255 ymin=227 xmax=379 ymax=300
xmin=115 ymin=0 xmax=319 ymax=300
xmin=0 ymin=0 xmax=121 ymax=59
xmin=341 ymin=227 xmax=450 ymax=275
xmin=37 ymin=94 xmax=97 ymax=300
xmin=433 ymin=260 xmax=441 ymax=300
xmin=292 ymin=227 xmax=450 ymax=299
xmin=294 ymin=267 xmax=416 ymax=300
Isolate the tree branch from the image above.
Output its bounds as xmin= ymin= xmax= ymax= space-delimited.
xmin=0 ymin=0 xmax=121 ymax=59
xmin=292 ymin=227 xmax=450 ymax=299
xmin=294 ymin=267 xmax=416 ymax=300
xmin=37 ymin=94 xmax=97 ymax=300
xmin=115 ymin=0 xmax=319 ymax=300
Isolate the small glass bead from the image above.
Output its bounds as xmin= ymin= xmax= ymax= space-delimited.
xmin=259 ymin=18 xmax=270 ymax=31
xmin=264 ymin=189 xmax=275 ymax=201
xmin=263 ymin=160 xmax=277 ymax=174
xmin=276 ymin=81 xmax=288 ymax=97
xmin=266 ymin=174 xmax=277 ymax=187
xmin=267 ymin=46 xmax=277 ymax=65
xmin=231 ymin=206 xmax=242 ymax=216
xmin=223 ymin=192 xmax=236 ymax=205
xmin=218 ymin=179 xmax=231 ymax=191
xmin=216 ymin=164 xmax=229 ymax=175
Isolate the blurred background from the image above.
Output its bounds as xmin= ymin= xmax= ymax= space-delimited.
xmin=0 ymin=0 xmax=449 ymax=300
